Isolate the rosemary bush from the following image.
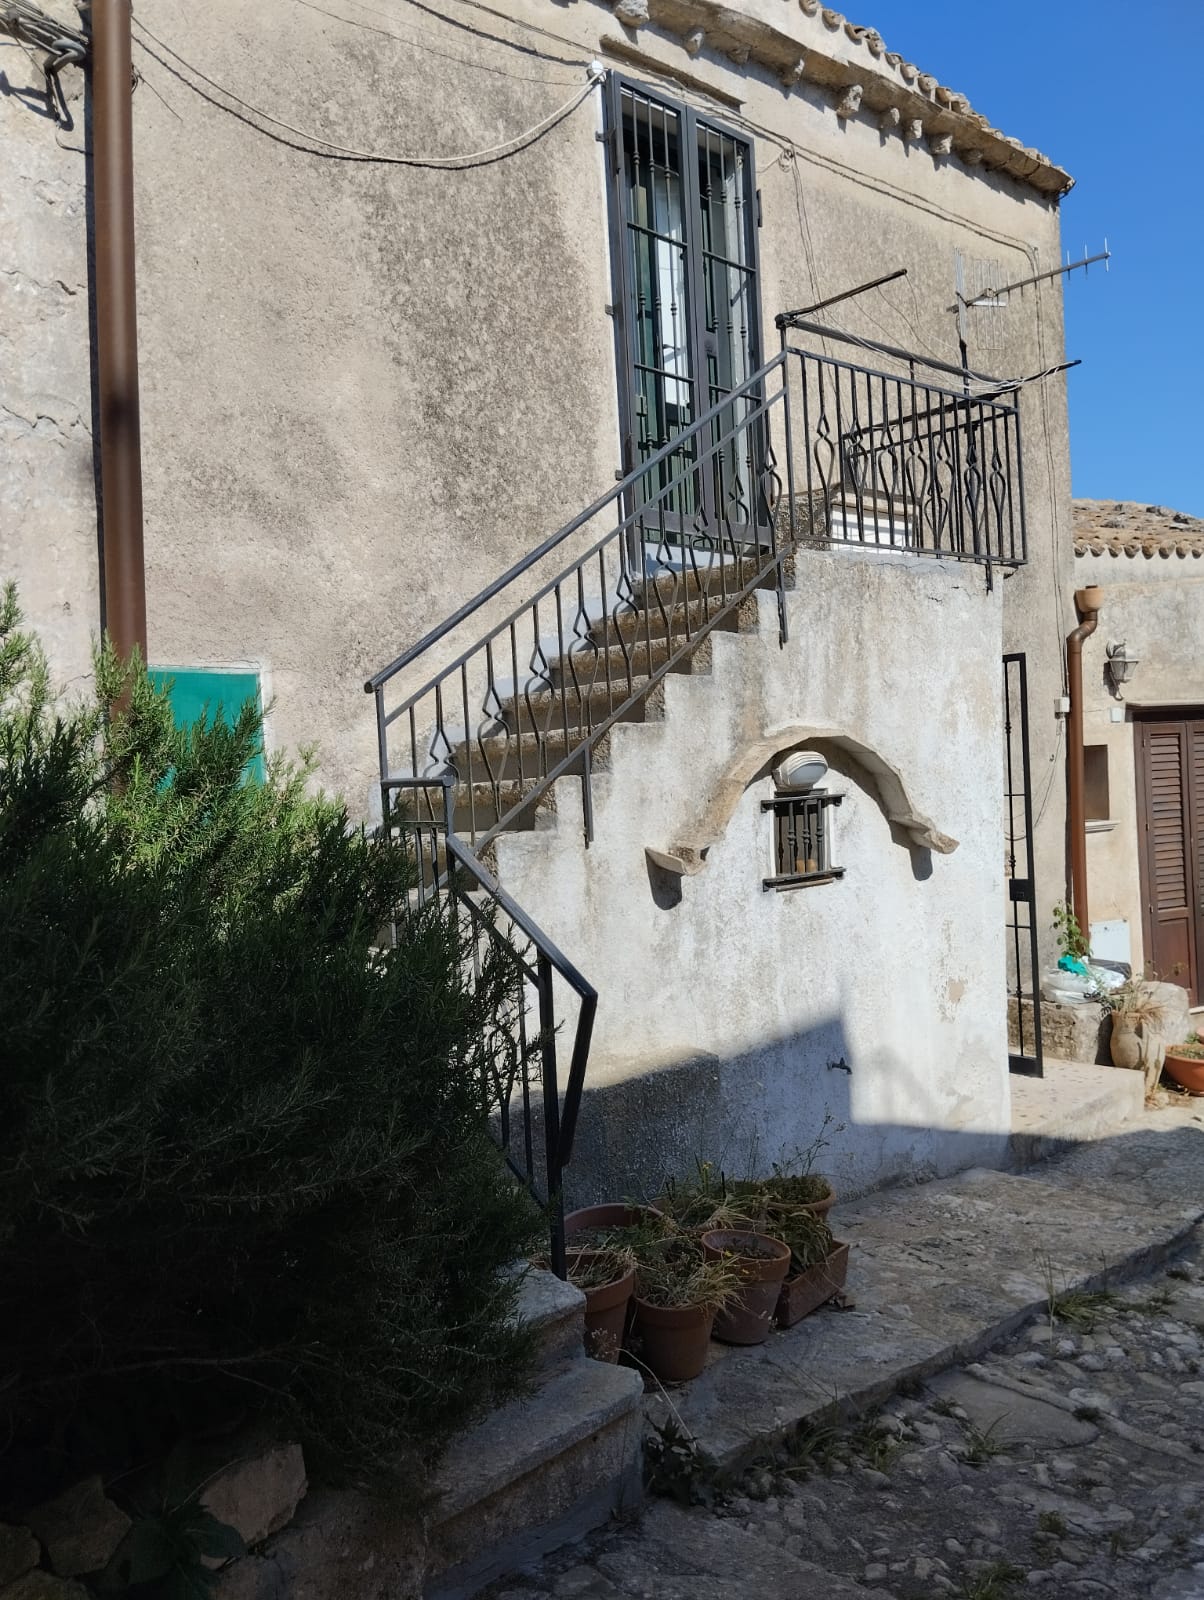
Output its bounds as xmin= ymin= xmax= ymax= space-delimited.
xmin=0 ymin=587 xmax=539 ymax=1501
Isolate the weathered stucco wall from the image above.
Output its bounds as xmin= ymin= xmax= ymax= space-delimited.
xmin=5 ymin=0 xmax=1075 ymax=1195
xmin=495 ymin=553 xmax=1008 ymax=1202
xmin=1075 ymin=551 xmax=1204 ymax=976
xmin=4 ymin=0 xmax=1069 ymax=816
xmin=1 ymin=19 xmax=94 ymax=689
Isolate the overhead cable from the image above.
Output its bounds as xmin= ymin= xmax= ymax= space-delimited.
xmin=288 ymin=0 xmax=582 ymax=84
xmin=132 ymin=18 xmax=601 ymax=169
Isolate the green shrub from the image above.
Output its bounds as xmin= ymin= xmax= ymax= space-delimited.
xmin=0 ymin=585 xmax=540 ymax=1502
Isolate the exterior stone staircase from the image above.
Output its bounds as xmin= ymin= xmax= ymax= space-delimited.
xmin=424 ymin=1267 xmax=643 ymax=1599
xmin=436 ymin=560 xmax=781 ymax=848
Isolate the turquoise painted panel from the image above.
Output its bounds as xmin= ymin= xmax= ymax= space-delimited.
xmin=148 ymin=667 xmax=265 ymax=783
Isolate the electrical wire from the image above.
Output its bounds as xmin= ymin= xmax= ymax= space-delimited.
xmin=419 ymin=0 xmax=596 ymax=66
xmin=288 ymin=0 xmax=582 ymax=84
xmin=872 ymin=276 xmax=952 ymax=368
xmin=132 ymin=17 xmax=600 ymax=169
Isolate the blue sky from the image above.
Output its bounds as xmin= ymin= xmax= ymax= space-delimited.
xmin=861 ymin=0 xmax=1202 ymax=516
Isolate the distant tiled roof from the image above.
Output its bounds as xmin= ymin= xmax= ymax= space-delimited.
xmin=1073 ymin=500 xmax=1204 ymax=560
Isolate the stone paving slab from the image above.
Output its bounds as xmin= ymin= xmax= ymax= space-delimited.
xmin=549 ymin=1503 xmax=895 ymax=1600
xmin=647 ymin=1135 xmax=1204 ymax=1467
xmin=1025 ymin=1107 xmax=1204 ymax=1206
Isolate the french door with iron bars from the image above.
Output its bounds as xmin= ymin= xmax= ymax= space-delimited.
xmin=603 ymin=74 xmax=766 ymax=552
xmin=1004 ymin=653 xmax=1043 ymax=1076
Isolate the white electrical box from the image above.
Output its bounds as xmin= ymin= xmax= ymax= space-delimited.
xmin=1090 ymin=919 xmax=1131 ymax=968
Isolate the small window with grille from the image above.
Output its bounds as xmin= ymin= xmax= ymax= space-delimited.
xmin=762 ymin=790 xmax=844 ymax=890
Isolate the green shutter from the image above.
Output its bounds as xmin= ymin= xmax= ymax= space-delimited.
xmin=148 ymin=667 xmax=265 ymax=783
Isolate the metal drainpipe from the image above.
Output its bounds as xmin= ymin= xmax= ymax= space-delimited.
xmin=1066 ymin=585 xmax=1103 ymax=941
xmin=91 ymin=0 xmax=147 ymax=667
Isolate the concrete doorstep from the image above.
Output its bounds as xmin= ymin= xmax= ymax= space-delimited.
xmin=645 ymin=1116 xmax=1204 ymax=1472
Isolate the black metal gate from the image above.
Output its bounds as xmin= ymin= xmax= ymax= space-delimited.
xmin=1004 ymin=652 xmax=1043 ymax=1076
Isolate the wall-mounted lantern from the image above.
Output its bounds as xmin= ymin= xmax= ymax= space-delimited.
xmin=1105 ymin=640 xmax=1139 ymax=693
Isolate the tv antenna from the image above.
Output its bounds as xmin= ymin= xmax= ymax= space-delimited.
xmin=951 ymin=242 xmax=1110 ymax=384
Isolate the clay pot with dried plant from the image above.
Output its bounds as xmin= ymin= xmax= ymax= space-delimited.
xmin=1103 ymin=980 xmax=1168 ymax=1071
xmin=658 ymin=1162 xmax=837 ymax=1235
xmin=629 ymin=1229 xmax=741 ymax=1383
xmin=564 ymin=1203 xmax=657 ymax=1239
xmin=701 ymin=1229 xmax=792 ymax=1345
xmin=565 ymin=1246 xmax=636 ymax=1363
xmin=730 ymin=1171 xmax=836 ymax=1221
xmin=1163 ymin=1033 xmax=1204 ymax=1096
xmin=708 ymin=1190 xmax=849 ymax=1329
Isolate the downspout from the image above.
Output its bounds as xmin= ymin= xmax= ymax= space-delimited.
xmin=91 ymin=0 xmax=147 ymax=667
xmin=1066 ymin=584 xmax=1103 ymax=941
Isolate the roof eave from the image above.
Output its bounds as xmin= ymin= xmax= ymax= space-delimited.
xmin=613 ymin=0 xmax=1074 ymax=199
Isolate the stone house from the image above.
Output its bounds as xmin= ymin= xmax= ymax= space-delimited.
xmin=1071 ymin=500 xmax=1204 ymax=1009
xmin=4 ymin=0 xmax=1079 ymax=1216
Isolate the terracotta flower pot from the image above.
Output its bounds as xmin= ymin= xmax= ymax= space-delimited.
xmin=566 ymin=1203 xmax=653 ymax=1356
xmin=567 ymin=1250 xmax=636 ymax=1364
xmin=564 ymin=1204 xmax=650 ymax=1237
xmin=632 ymin=1296 xmax=715 ymax=1382
xmin=1109 ymin=1019 xmax=1142 ymax=1070
xmin=1163 ymin=1048 xmax=1204 ymax=1096
xmin=806 ymin=1185 xmax=837 ymax=1220
xmin=702 ymin=1229 xmax=792 ymax=1346
xmin=776 ymin=1241 xmax=851 ymax=1328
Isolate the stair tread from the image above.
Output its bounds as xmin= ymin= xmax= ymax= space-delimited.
xmin=507 ymin=1263 xmax=586 ymax=1372
xmin=431 ymin=1356 xmax=643 ymax=1520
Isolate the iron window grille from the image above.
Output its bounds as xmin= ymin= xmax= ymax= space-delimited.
xmin=603 ymin=73 xmax=764 ymax=543
xmin=763 ymin=790 xmax=844 ymax=890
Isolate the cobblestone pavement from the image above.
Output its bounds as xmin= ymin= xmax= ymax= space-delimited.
xmin=490 ymin=1208 xmax=1204 ymax=1599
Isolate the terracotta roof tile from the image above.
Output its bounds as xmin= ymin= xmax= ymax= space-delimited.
xmin=1073 ymin=499 xmax=1204 ymax=560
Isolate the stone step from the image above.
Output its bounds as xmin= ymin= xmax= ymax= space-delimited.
xmin=1008 ymin=1058 xmax=1146 ymax=1170
xmin=495 ymin=678 xmax=662 ymax=739
xmin=424 ymin=1356 xmax=643 ymax=1599
xmin=624 ymin=547 xmax=793 ymax=601
xmin=587 ymin=589 xmax=756 ymax=651
xmin=448 ymin=780 xmax=556 ymax=838
xmin=510 ymin=1264 xmax=586 ymax=1372
xmin=547 ymin=632 xmax=711 ymax=692
xmin=446 ymin=729 xmax=611 ymax=789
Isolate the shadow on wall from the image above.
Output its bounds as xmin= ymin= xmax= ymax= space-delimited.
xmin=552 ymin=1009 xmax=1011 ymax=1213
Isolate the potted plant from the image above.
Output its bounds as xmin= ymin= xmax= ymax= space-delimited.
xmin=769 ymin=1208 xmax=850 ymax=1327
xmin=659 ymin=1157 xmax=838 ymax=1230
xmin=1103 ymin=979 xmax=1168 ymax=1070
xmin=1163 ymin=1032 xmax=1204 ymax=1095
xmin=629 ymin=1228 xmax=740 ymax=1383
xmin=711 ymin=1189 xmax=849 ymax=1328
xmin=655 ymin=1162 xmax=730 ymax=1232
xmin=732 ymin=1170 xmax=837 ymax=1220
xmin=565 ymin=1246 xmax=636 ymax=1363
xmin=700 ymin=1227 xmax=792 ymax=1345
xmin=564 ymin=1203 xmax=654 ymax=1238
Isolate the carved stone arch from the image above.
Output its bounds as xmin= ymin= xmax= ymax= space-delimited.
xmin=645 ymin=723 xmax=958 ymax=877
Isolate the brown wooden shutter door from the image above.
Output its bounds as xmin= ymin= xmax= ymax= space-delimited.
xmin=1137 ymin=718 xmax=1201 ymax=1004
xmin=1191 ymin=721 xmax=1204 ymax=1000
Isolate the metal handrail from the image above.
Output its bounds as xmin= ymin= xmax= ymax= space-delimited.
xmin=383 ymin=775 xmax=596 ymax=1275
xmin=378 ymin=395 xmax=781 ymax=734
xmin=364 ymin=349 xmax=792 ymax=695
